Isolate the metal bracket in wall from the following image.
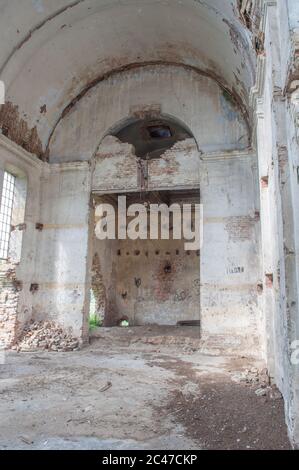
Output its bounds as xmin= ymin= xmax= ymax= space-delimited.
xmin=30 ymin=283 xmax=39 ymax=293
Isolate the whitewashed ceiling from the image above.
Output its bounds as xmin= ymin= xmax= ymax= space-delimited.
xmin=0 ymin=0 xmax=256 ymax=151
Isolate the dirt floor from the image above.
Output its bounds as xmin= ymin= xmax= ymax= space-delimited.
xmin=0 ymin=326 xmax=291 ymax=450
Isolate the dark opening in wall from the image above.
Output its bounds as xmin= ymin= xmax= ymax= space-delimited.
xmin=164 ymin=262 xmax=172 ymax=274
xmin=112 ymin=115 xmax=192 ymax=159
xmin=147 ymin=125 xmax=172 ymax=139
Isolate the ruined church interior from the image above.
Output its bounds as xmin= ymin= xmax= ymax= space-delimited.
xmin=0 ymin=0 xmax=299 ymax=451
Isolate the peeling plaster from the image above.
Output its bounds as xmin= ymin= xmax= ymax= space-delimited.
xmin=0 ymin=101 xmax=43 ymax=158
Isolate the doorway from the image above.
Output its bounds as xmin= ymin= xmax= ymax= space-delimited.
xmin=88 ymin=115 xmax=201 ymax=331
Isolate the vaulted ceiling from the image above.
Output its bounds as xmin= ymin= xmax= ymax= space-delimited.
xmin=0 ymin=0 xmax=256 ymax=157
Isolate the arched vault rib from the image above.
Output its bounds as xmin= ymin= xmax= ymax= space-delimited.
xmin=0 ymin=0 xmax=256 ymax=158
xmin=45 ymin=61 xmax=252 ymax=158
xmin=0 ymin=0 xmax=253 ymax=78
xmin=0 ymin=0 xmax=86 ymax=76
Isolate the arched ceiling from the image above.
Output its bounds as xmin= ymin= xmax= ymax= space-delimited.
xmin=0 ymin=0 xmax=256 ymax=157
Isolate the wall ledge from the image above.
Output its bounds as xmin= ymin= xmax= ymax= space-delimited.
xmin=0 ymin=133 xmax=43 ymax=170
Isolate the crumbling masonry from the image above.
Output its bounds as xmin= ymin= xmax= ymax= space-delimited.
xmin=0 ymin=0 xmax=299 ymax=448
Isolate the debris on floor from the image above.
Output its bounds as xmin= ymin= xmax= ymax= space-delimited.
xmin=231 ymin=367 xmax=283 ymax=400
xmin=19 ymin=435 xmax=34 ymax=445
xmin=13 ymin=321 xmax=79 ymax=352
xmin=255 ymin=385 xmax=283 ymax=400
xmin=0 ymin=328 xmax=291 ymax=450
xmin=231 ymin=366 xmax=270 ymax=387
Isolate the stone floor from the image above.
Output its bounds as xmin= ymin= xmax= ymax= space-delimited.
xmin=0 ymin=327 xmax=291 ymax=450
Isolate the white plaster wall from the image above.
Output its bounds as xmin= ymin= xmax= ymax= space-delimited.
xmin=200 ymin=152 xmax=262 ymax=356
xmin=286 ymin=103 xmax=299 ymax=317
xmin=288 ymin=0 xmax=299 ymax=31
xmin=253 ymin=1 xmax=299 ymax=447
xmin=284 ymin=98 xmax=299 ymax=448
xmin=0 ymin=168 xmax=4 ymax=206
xmin=32 ymin=162 xmax=91 ymax=337
xmin=277 ymin=0 xmax=292 ymax=85
xmin=261 ymin=5 xmax=287 ymax=380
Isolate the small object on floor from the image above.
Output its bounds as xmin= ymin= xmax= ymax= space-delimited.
xmin=20 ymin=435 xmax=33 ymax=445
xmin=118 ymin=316 xmax=129 ymax=327
xmin=255 ymin=387 xmax=267 ymax=397
xmin=100 ymin=381 xmax=112 ymax=392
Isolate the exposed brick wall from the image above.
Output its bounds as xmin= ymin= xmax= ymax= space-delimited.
xmin=0 ymin=264 xmax=21 ymax=347
xmin=148 ymin=139 xmax=199 ymax=189
xmin=225 ymin=215 xmax=258 ymax=242
xmin=91 ymin=253 xmax=106 ymax=321
xmin=93 ymin=136 xmax=138 ymax=192
xmin=97 ymin=238 xmax=201 ymax=326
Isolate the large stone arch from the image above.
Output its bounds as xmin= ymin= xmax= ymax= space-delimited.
xmin=48 ymin=64 xmax=251 ymax=163
xmin=0 ymin=0 xmax=255 ymax=157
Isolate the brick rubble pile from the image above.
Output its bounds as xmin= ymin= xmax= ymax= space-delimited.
xmin=14 ymin=321 xmax=80 ymax=352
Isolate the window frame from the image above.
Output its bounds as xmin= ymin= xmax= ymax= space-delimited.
xmin=0 ymin=171 xmax=16 ymax=260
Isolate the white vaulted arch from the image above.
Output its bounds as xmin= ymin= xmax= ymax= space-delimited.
xmin=0 ymin=0 xmax=255 ymax=158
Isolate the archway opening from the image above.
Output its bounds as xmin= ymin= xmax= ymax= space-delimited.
xmin=88 ymin=116 xmax=201 ymax=336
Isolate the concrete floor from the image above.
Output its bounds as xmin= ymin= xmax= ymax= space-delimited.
xmin=0 ymin=327 xmax=291 ymax=450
